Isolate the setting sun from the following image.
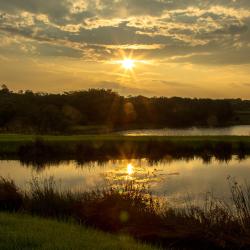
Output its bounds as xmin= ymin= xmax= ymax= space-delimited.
xmin=122 ymin=59 xmax=135 ymax=70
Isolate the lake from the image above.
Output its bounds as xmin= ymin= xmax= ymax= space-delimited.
xmin=118 ymin=125 xmax=250 ymax=136
xmin=1 ymin=156 xmax=250 ymax=206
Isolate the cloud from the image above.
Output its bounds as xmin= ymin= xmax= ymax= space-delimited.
xmin=0 ymin=0 xmax=250 ymax=65
xmin=94 ymin=81 xmax=153 ymax=96
xmin=155 ymin=80 xmax=193 ymax=88
xmin=95 ymin=81 xmax=126 ymax=90
xmin=0 ymin=0 xmax=70 ymax=24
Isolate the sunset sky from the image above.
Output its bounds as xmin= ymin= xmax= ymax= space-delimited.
xmin=1 ymin=0 xmax=250 ymax=98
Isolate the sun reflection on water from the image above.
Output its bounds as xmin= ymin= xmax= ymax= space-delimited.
xmin=127 ymin=163 xmax=134 ymax=176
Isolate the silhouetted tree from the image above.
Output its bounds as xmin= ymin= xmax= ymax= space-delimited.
xmin=0 ymin=85 xmax=244 ymax=133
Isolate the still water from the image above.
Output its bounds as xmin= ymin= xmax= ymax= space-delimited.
xmin=1 ymin=157 xmax=250 ymax=206
xmin=119 ymin=125 xmax=250 ymax=136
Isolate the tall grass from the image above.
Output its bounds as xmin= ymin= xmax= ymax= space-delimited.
xmin=228 ymin=177 xmax=250 ymax=229
xmin=1 ymin=177 xmax=250 ymax=249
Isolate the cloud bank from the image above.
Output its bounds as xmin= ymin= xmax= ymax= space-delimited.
xmin=0 ymin=0 xmax=250 ymax=65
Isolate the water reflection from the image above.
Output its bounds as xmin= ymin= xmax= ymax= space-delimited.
xmin=127 ymin=163 xmax=134 ymax=176
xmin=14 ymin=139 xmax=247 ymax=169
xmin=1 ymin=156 xmax=250 ymax=206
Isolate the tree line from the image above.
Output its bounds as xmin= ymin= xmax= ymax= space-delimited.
xmin=0 ymin=84 xmax=248 ymax=133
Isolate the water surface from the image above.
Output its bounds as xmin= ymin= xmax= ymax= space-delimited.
xmin=1 ymin=157 xmax=250 ymax=206
xmin=119 ymin=125 xmax=250 ymax=136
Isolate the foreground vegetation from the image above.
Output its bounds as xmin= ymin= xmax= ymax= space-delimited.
xmin=0 ymin=213 xmax=158 ymax=250
xmin=2 ymin=177 xmax=250 ymax=249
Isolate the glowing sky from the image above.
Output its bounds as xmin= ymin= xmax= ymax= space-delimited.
xmin=1 ymin=0 xmax=250 ymax=98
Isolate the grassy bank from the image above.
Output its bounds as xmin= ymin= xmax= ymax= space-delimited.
xmin=2 ymin=177 xmax=250 ymax=249
xmin=0 ymin=212 xmax=158 ymax=250
xmin=1 ymin=133 xmax=250 ymax=143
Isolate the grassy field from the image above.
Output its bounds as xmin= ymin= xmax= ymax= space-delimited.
xmin=0 ymin=212 xmax=158 ymax=250
xmin=1 ymin=133 xmax=250 ymax=142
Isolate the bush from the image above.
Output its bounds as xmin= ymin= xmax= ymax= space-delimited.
xmin=0 ymin=178 xmax=23 ymax=211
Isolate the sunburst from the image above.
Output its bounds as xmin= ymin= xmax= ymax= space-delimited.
xmin=122 ymin=59 xmax=135 ymax=70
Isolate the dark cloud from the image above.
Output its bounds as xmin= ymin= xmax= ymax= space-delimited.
xmin=213 ymin=24 xmax=248 ymax=35
xmin=0 ymin=0 xmax=70 ymax=24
